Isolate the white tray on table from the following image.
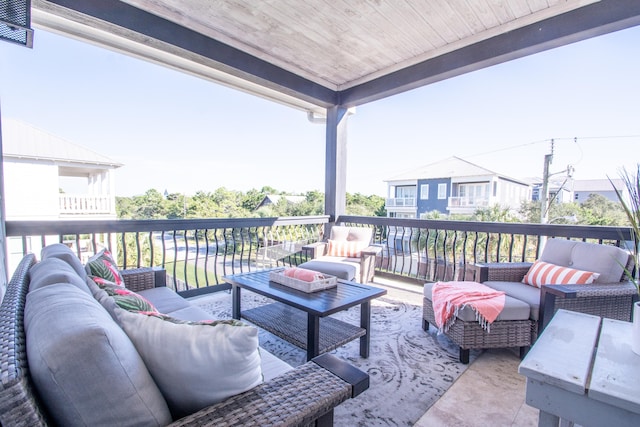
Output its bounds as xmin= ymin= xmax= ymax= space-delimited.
xmin=269 ymin=270 xmax=337 ymax=293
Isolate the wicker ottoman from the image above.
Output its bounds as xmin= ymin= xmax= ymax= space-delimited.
xmin=422 ymin=282 xmax=533 ymax=364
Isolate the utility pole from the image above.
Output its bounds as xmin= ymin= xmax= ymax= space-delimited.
xmin=540 ymin=140 xmax=554 ymax=224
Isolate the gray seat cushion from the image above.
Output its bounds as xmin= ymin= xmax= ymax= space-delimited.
xmin=25 ymin=284 xmax=172 ymax=427
xmin=298 ymin=257 xmax=359 ymax=280
xmin=423 ymin=282 xmax=530 ymax=321
xmin=482 ymin=281 xmax=541 ymax=321
xmin=137 ymin=286 xmax=192 ymax=313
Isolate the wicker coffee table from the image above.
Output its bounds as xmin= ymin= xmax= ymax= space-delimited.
xmin=225 ymin=269 xmax=386 ymax=361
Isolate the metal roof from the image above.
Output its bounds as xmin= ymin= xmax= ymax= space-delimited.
xmin=2 ymin=119 xmax=123 ymax=168
xmin=386 ymin=156 xmax=517 ymax=181
xmin=31 ymin=0 xmax=640 ymax=114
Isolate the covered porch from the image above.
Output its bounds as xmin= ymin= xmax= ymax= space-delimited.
xmin=2 ymin=1 xmax=640 ymax=426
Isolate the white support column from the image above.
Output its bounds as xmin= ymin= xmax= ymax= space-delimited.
xmin=324 ymin=105 xmax=349 ymax=227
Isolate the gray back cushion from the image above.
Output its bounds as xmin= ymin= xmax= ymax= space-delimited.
xmin=29 ymin=257 xmax=91 ymax=295
xmin=25 ymin=284 xmax=172 ymax=427
xmin=330 ymin=226 xmax=373 ymax=243
xmin=540 ymin=238 xmax=629 ymax=283
xmin=41 ymin=243 xmax=88 ymax=280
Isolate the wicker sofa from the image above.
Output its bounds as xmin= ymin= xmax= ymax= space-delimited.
xmin=423 ymin=238 xmax=638 ymax=363
xmin=0 ymin=246 xmax=368 ymax=426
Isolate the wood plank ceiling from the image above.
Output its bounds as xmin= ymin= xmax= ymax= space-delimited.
xmin=119 ymin=0 xmax=595 ymax=90
xmin=31 ymin=0 xmax=640 ymax=112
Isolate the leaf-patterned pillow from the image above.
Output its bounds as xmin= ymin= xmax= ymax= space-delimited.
xmin=96 ymin=281 xmax=158 ymax=313
xmin=86 ymin=249 xmax=125 ymax=285
xmin=140 ymin=312 xmax=247 ymax=327
xmin=90 ymin=275 xmax=124 ymax=288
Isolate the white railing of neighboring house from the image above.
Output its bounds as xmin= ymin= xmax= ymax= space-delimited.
xmin=448 ymin=196 xmax=490 ymax=208
xmin=59 ymin=194 xmax=114 ymax=215
xmin=386 ymin=197 xmax=416 ymax=207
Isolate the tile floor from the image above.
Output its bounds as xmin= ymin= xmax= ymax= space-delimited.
xmin=414 ymin=348 xmax=539 ymax=426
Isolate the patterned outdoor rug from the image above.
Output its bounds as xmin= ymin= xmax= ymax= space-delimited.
xmin=191 ymin=281 xmax=477 ymax=426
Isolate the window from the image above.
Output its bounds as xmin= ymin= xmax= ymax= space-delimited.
xmin=438 ymin=183 xmax=447 ymax=199
xmin=420 ymin=184 xmax=429 ymax=199
xmin=395 ymin=185 xmax=416 ymax=198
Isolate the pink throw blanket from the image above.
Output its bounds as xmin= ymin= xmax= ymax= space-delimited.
xmin=431 ymin=281 xmax=506 ymax=333
xmin=283 ymin=267 xmax=325 ymax=282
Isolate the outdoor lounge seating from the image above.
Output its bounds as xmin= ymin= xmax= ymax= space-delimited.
xmin=299 ymin=225 xmax=381 ymax=283
xmin=0 ymin=245 xmax=367 ymax=426
xmin=422 ymin=238 xmax=638 ymax=363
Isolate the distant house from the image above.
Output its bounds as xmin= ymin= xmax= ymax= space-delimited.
xmin=573 ymin=179 xmax=625 ymax=204
xmin=255 ymin=194 xmax=306 ymax=210
xmin=2 ymin=119 xmax=122 ymax=269
xmin=384 ymin=156 xmax=531 ymax=218
xmin=531 ymin=178 xmax=627 ymax=205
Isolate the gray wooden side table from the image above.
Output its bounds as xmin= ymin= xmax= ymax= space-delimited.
xmin=519 ymin=309 xmax=640 ymax=426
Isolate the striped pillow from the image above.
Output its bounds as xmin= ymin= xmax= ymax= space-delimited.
xmin=522 ymin=260 xmax=600 ymax=288
xmin=326 ymin=240 xmax=366 ymax=258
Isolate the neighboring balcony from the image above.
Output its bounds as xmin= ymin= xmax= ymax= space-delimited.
xmin=59 ymin=194 xmax=115 ymax=215
xmin=448 ymin=196 xmax=490 ymax=209
xmin=385 ymin=197 xmax=416 ymax=208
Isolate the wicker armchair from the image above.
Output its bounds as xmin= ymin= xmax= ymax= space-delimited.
xmin=475 ymin=258 xmax=638 ymax=334
xmin=0 ymin=255 xmax=365 ymax=427
xmin=423 ymin=238 xmax=638 ymax=364
xmin=300 ymin=226 xmax=381 ymax=283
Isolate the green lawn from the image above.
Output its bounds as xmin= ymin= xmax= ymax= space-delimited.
xmin=164 ymin=260 xmax=219 ymax=288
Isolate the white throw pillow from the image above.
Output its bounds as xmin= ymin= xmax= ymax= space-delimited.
xmin=115 ymin=308 xmax=263 ymax=419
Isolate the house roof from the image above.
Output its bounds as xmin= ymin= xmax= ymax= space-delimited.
xmin=573 ymin=178 xmax=624 ymax=192
xmin=31 ymin=0 xmax=640 ymax=114
xmin=256 ymin=194 xmax=306 ymax=210
xmin=1 ymin=119 xmax=123 ymax=168
xmin=385 ymin=156 xmax=527 ymax=184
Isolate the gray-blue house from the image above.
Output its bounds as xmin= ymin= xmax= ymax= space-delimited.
xmin=384 ymin=156 xmax=531 ymax=218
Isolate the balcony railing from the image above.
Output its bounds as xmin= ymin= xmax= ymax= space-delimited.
xmin=5 ymin=215 xmax=633 ymax=296
xmin=59 ymin=194 xmax=114 ymax=215
xmin=447 ymin=196 xmax=490 ymax=208
xmin=385 ymin=197 xmax=416 ymax=207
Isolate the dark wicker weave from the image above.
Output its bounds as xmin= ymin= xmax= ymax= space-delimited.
xmin=0 ymin=254 xmax=50 ymax=427
xmin=241 ymin=302 xmax=366 ymax=354
xmin=422 ymin=296 xmax=533 ymax=364
xmin=168 ymin=361 xmax=350 ymax=427
xmin=121 ymin=267 xmax=161 ymax=292
xmin=1 ymin=255 xmax=358 ymax=427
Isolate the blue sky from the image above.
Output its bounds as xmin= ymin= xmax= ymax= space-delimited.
xmin=1 ymin=25 xmax=639 ymax=197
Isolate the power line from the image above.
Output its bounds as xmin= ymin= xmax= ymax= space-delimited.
xmin=465 ymin=134 xmax=640 ymax=159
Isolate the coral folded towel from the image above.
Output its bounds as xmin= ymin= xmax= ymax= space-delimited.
xmin=432 ymin=281 xmax=506 ymax=333
xmin=283 ymin=267 xmax=325 ymax=282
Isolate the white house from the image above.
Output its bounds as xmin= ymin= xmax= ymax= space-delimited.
xmin=2 ymin=119 xmax=122 ymax=270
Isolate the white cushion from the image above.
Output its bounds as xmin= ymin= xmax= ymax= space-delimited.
xmin=115 ymin=309 xmax=263 ymax=419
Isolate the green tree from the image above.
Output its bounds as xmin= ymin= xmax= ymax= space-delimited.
xmin=471 ymin=204 xmax=518 ymax=222
xmin=579 ymin=194 xmax=627 ymax=226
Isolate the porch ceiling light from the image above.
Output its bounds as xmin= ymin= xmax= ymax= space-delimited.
xmin=1 ymin=0 xmax=33 ymax=48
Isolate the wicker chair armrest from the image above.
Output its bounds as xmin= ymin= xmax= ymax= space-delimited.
xmin=542 ymin=281 xmax=638 ymax=299
xmin=473 ymin=262 xmax=533 ymax=283
xmin=168 ymin=355 xmax=357 ymax=426
xmin=121 ymin=267 xmax=166 ymax=292
xmin=361 ymin=245 xmax=383 ymax=257
xmin=302 ymin=242 xmax=328 ymax=259
xmin=539 ymin=281 xmax=639 ymax=334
